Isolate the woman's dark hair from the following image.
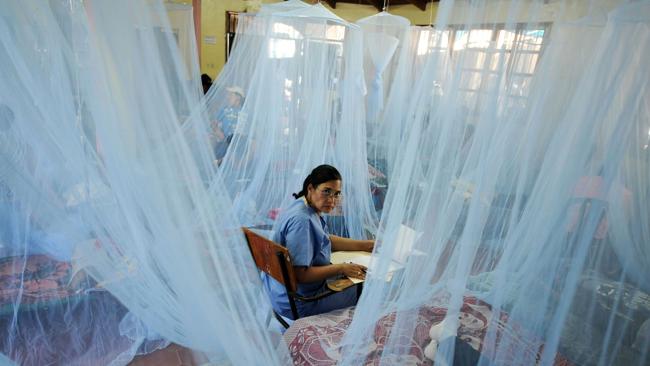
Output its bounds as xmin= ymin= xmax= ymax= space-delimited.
xmin=201 ymin=73 xmax=212 ymax=85
xmin=201 ymin=74 xmax=212 ymax=94
xmin=293 ymin=164 xmax=341 ymax=199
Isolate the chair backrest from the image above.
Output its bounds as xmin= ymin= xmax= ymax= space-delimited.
xmin=242 ymin=228 xmax=297 ymax=293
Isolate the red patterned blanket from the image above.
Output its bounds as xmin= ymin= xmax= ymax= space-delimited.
xmin=0 ymin=255 xmax=82 ymax=313
xmin=0 ymin=255 xmax=141 ymax=365
xmin=284 ymin=296 xmax=572 ymax=365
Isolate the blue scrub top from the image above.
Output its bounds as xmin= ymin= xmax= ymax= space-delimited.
xmin=216 ymin=106 xmax=241 ymax=137
xmin=263 ymin=198 xmax=332 ymax=319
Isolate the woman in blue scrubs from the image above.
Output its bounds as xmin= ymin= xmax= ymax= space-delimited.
xmin=264 ymin=165 xmax=374 ymax=319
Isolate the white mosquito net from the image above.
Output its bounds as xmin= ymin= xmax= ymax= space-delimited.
xmin=164 ymin=2 xmax=203 ymax=104
xmin=199 ymin=3 xmax=378 ymax=239
xmin=357 ymin=12 xmax=416 ymax=214
xmin=357 ymin=11 xmax=411 ymax=125
xmin=332 ymin=1 xmax=650 ymax=366
xmin=357 ymin=14 xmax=463 ymax=215
xmin=2 ymin=0 xmax=648 ymax=365
xmin=377 ymin=25 xmax=454 ymax=186
xmin=0 ymin=1 xmax=287 ymax=365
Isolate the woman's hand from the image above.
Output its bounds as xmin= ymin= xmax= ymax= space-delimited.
xmin=338 ymin=263 xmax=367 ymax=280
xmin=360 ymin=240 xmax=374 ymax=253
xmin=210 ymin=121 xmax=225 ymax=141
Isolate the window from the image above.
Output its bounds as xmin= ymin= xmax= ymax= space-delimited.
xmin=268 ymin=38 xmax=296 ymax=59
xmin=416 ymin=23 xmax=550 ymax=109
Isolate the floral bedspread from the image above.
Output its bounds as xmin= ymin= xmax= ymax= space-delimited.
xmin=0 ymin=255 xmax=143 ymax=365
xmin=0 ymin=255 xmax=80 ymax=313
xmin=284 ymin=296 xmax=572 ymax=366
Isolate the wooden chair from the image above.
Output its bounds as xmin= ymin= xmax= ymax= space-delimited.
xmin=242 ymin=228 xmax=339 ymax=327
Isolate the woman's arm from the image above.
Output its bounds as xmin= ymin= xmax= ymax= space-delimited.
xmin=330 ymin=234 xmax=374 ymax=252
xmin=294 ymin=263 xmax=367 ymax=283
xmin=213 ymin=122 xmax=225 ymax=140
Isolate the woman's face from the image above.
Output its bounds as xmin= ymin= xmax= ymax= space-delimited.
xmin=227 ymin=92 xmax=242 ymax=107
xmin=307 ymin=180 xmax=341 ymax=214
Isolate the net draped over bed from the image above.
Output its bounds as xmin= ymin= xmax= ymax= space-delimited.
xmin=196 ymin=3 xmax=379 ymax=239
xmin=0 ymin=1 xmax=288 ymax=365
xmin=337 ymin=1 xmax=650 ymax=365
xmin=0 ymin=0 xmax=648 ymax=365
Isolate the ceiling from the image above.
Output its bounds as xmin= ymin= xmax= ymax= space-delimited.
xmin=317 ymin=0 xmax=438 ymax=11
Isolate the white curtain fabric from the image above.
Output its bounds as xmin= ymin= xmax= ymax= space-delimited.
xmin=199 ymin=3 xmax=378 ymax=239
xmin=1 ymin=0 xmax=648 ymax=365
xmin=357 ymin=12 xmax=410 ymax=124
xmin=358 ymin=13 xmax=419 ymax=185
xmin=0 ymin=1 xmax=287 ymax=365
xmin=339 ymin=1 xmax=650 ymax=366
xmin=165 ymin=2 xmax=203 ymax=99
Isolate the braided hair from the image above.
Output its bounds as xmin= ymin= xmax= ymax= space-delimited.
xmin=293 ymin=164 xmax=342 ymax=199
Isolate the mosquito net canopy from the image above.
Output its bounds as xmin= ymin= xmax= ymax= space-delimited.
xmin=356 ymin=12 xmax=417 ymax=213
xmin=2 ymin=0 xmax=648 ymax=365
xmin=164 ymin=2 xmax=203 ymax=102
xmin=357 ymin=11 xmax=410 ymax=124
xmin=199 ymin=3 xmax=378 ymax=239
xmin=0 ymin=1 xmax=287 ymax=364
xmin=334 ymin=1 xmax=650 ymax=365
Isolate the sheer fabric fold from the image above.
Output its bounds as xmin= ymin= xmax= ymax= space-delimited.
xmin=338 ymin=1 xmax=650 ymax=366
xmin=1 ymin=0 xmax=648 ymax=365
xmin=200 ymin=3 xmax=378 ymax=239
xmin=0 ymin=1 xmax=287 ymax=364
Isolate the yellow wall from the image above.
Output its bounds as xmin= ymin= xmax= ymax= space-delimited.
xmin=196 ymin=0 xmax=618 ymax=78
xmin=199 ymin=0 xmax=438 ymax=79
xmin=324 ymin=2 xmax=438 ymax=24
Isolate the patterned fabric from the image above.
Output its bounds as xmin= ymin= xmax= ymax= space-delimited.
xmin=0 ymin=255 xmax=80 ymax=313
xmin=284 ymin=296 xmax=572 ymax=366
xmin=0 ymin=255 xmax=138 ymax=365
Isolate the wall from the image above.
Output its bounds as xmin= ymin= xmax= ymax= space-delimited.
xmin=200 ymin=0 xmax=249 ymax=79
xmin=326 ymin=2 xmax=439 ymax=24
xmin=197 ymin=0 xmax=622 ymax=79
xmin=166 ymin=3 xmax=200 ymax=80
xmin=198 ymin=0 xmax=438 ymax=79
